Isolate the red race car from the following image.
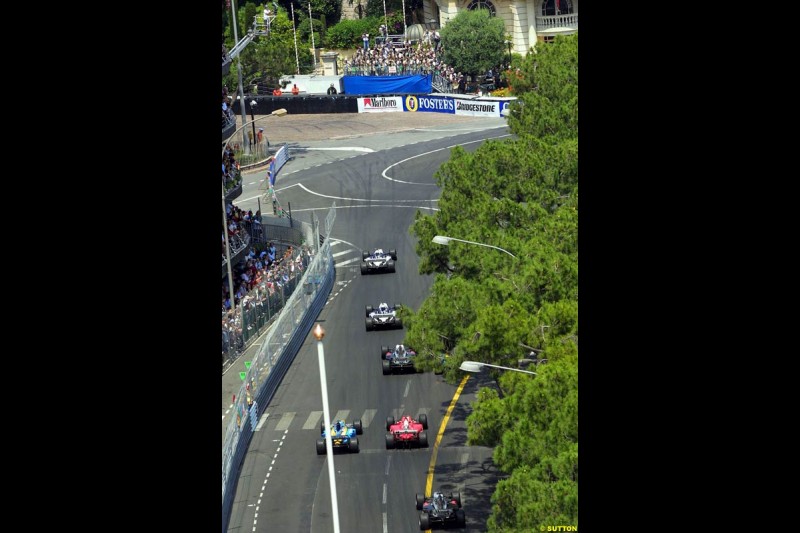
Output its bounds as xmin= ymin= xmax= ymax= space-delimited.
xmin=385 ymin=414 xmax=429 ymax=449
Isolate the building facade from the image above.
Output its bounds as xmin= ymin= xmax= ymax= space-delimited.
xmin=422 ymin=0 xmax=578 ymax=56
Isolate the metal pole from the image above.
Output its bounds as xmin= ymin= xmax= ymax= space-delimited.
xmin=291 ymin=3 xmax=300 ymax=75
xmin=288 ymin=201 xmax=292 ymax=227
xmin=250 ymin=101 xmax=257 ymax=155
xmin=402 ymin=0 xmax=407 ymax=39
xmin=230 ymin=0 xmax=251 ymax=154
xmin=222 ymin=179 xmax=236 ymax=323
xmin=314 ymin=326 xmax=340 ymax=533
xmin=308 ymin=3 xmax=316 ymax=71
xmin=382 ymin=0 xmax=388 ymax=38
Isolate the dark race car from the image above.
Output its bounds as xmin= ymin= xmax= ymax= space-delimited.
xmin=360 ymin=248 xmax=397 ymax=274
xmin=381 ymin=344 xmax=419 ymax=375
xmin=416 ymin=491 xmax=465 ymax=530
xmin=316 ymin=418 xmax=363 ymax=454
xmin=385 ymin=414 xmax=429 ymax=449
xmin=365 ymin=302 xmax=403 ymax=331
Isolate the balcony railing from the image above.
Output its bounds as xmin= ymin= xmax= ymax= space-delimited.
xmin=536 ymin=13 xmax=578 ymax=32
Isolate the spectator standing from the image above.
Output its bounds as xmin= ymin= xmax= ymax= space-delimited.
xmin=362 ymin=33 xmax=369 ymax=51
xmin=291 ymin=84 xmax=300 ymax=95
xmin=327 ymin=83 xmax=337 ymax=95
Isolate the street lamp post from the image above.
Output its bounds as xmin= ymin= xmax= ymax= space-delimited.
xmin=459 ymin=361 xmax=537 ymax=375
xmin=432 ymin=235 xmax=516 ymax=258
xmin=313 ymin=324 xmax=341 ymax=533
xmin=249 ymin=99 xmax=258 ymax=154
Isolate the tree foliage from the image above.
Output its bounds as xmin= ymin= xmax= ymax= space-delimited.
xmin=406 ymin=34 xmax=579 ymax=530
xmin=440 ymin=9 xmax=506 ymax=76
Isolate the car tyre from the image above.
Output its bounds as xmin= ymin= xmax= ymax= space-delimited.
xmin=360 ymin=262 xmax=368 ymax=274
xmin=385 ymin=433 xmax=395 ymax=449
xmin=455 ymin=509 xmax=466 ymax=526
xmin=348 ymin=437 xmax=359 ymax=452
xmin=453 ymin=491 xmax=462 ymax=508
xmin=416 ymin=494 xmax=425 ymax=511
xmin=388 ymin=249 xmax=397 ymax=260
xmin=365 ymin=305 xmax=373 ymax=316
xmin=419 ymin=513 xmax=430 ymax=530
xmin=387 ymin=260 xmax=396 ymax=273
xmin=316 ymin=439 xmax=325 ymax=455
xmin=386 ymin=416 xmax=395 ymax=430
xmin=362 ymin=251 xmax=370 ymax=260
xmin=381 ymin=346 xmax=389 ymax=359
xmin=419 ymin=414 xmax=428 ymax=430
xmin=419 ymin=431 xmax=429 ymax=448
xmin=353 ymin=419 xmax=363 ymax=434
xmin=365 ymin=318 xmax=373 ymax=331
xmin=382 ymin=360 xmax=391 ymax=375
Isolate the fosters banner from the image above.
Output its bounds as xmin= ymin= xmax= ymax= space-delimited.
xmin=403 ymin=95 xmax=455 ymax=113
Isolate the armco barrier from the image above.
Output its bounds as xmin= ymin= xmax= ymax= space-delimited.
xmin=222 ymin=237 xmax=334 ymax=533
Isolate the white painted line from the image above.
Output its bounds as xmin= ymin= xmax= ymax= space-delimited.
xmin=296 ymin=183 xmax=437 ymax=203
xmin=260 ymin=492 xmax=263 ymax=498
xmin=276 ymin=447 xmax=281 ymax=453
xmin=332 ymin=250 xmax=353 ymax=258
xmin=303 ymin=411 xmax=323 ymax=430
xmin=275 ymin=412 xmax=296 ymax=431
xmin=385 ymin=455 xmax=392 ymax=475
xmin=383 ymin=512 xmax=388 ymax=533
xmin=381 ymin=132 xmax=511 ymax=184
xmin=255 ymin=412 xmax=270 ymax=431
xmin=258 ymin=499 xmax=261 ymax=505
xmin=330 ymin=238 xmax=360 ymax=248
xmin=332 ymin=409 xmax=350 ymax=422
xmin=291 ymin=204 xmax=439 ymax=213
xmin=335 ymin=257 xmax=361 ymax=267
xmin=382 ymin=483 xmax=387 ymax=504
xmin=403 ymin=380 xmax=411 ymax=398
xmin=361 ymin=409 xmax=377 ymax=428
xmin=304 ymin=147 xmax=375 ymax=152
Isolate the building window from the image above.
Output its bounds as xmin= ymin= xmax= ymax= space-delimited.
xmin=542 ymin=0 xmax=573 ymax=16
xmin=467 ymin=0 xmax=496 ymax=17
xmin=543 ymin=36 xmax=555 ymax=43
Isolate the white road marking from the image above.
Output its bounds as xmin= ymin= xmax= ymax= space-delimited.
xmin=332 ymin=250 xmax=353 ymax=258
xmin=304 ymin=147 xmax=375 ymax=152
xmin=385 ymin=455 xmax=392 ymax=475
xmin=303 ymin=411 xmax=324 ymax=430
xmin=382 ymin=483 xmax=387 ymax=504
xmin=361 ymin=409 xmax=377 ymax=428
xmin=296 ymin=183 xmax=437 ymax=203
xmin=332 ymin=409 xmax=350 ymax=422
xmin=330 ymin=238 xmax=360 ymax=248
xmin=403 ymin=380 xmax=411 ymax=398
xmin=291 ymin=204 xmax=439 ymax=213
xmin=275 ymin=412 xmax=296 ymax=431
xmin=381 ymin=132 xmax=511 ymax=184
xmin=383 ymin=512 xmax=388 ymax=533
xmin=335 ymin=257 xmax=361 ymax=267
xmin=255 ymin=412 xmax=270 ymax=431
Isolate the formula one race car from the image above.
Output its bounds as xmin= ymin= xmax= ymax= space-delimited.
xmin=381 ymin=344 xmax=419 ymax=375
xmin=316 ymin=418 xmax=363 ymax=454
xmin=385 ymin=414 xmax=429 ymax=449
xmin=360 ymin=248 xmax=397 ymax=274
xmin=365 ymin=302 xmax=403 ymax=331
xmin=416 ymin=491 xmax=465 ymax=530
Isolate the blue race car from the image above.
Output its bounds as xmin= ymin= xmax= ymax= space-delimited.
xmin=316 ymin=418 xmax=363 ymax=454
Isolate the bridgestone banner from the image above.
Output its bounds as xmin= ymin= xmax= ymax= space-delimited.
xmin=452 ymin=97 xmax=501 ymax=117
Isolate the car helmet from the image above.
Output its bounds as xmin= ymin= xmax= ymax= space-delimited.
xmin=379 ymin=302 xmax=389 ymax=313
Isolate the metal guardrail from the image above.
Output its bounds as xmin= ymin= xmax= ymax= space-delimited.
xmin=222 ymin=206 xmax=335 ymax=532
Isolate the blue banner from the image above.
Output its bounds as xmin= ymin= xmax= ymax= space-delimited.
xmin=342 ymin=74 xmax=432 ymax=95
xmin=402 ymin=95 xmax=455 ymax=114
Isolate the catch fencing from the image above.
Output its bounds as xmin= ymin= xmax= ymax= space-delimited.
xmin=221 ymin=203 xmax=335 ymax=532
